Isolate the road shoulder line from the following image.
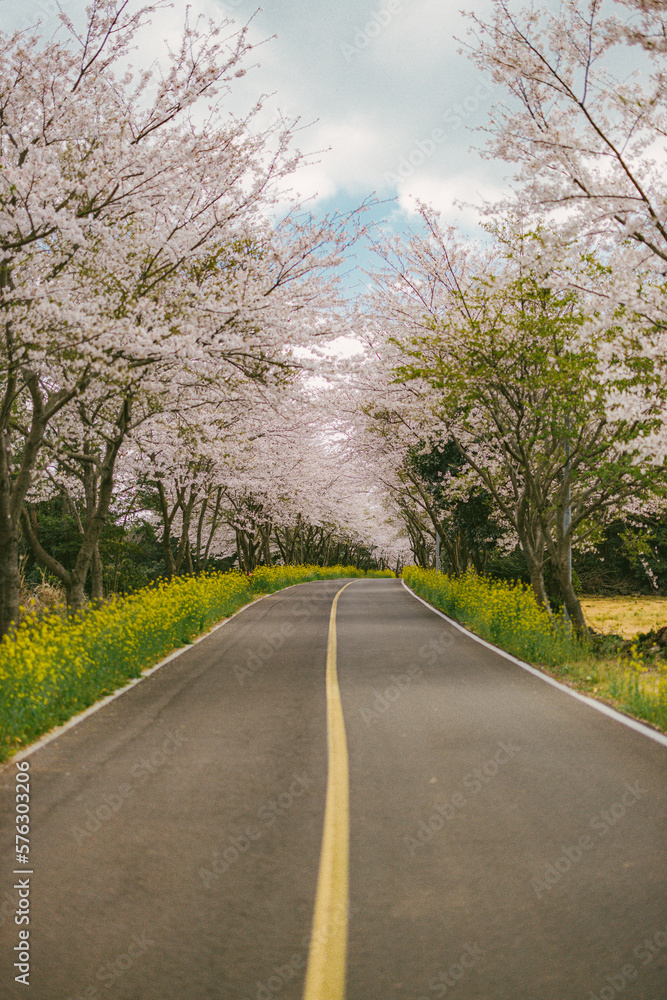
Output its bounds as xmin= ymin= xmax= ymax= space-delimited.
xmin=401 ymin=580 xmax=667 ymax=749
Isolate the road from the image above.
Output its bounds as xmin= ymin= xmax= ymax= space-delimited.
xmin=1 ymin=577 xmax=666 ymax=999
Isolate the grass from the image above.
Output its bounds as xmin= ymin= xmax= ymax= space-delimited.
xmin=0 ymin=564 xmax=394 ymax=762
xmin=402 ymin=567 xmax=667 ymax=735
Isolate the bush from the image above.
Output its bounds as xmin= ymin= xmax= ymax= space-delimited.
xmin=402 ymin=567 xmax=585 ymax=666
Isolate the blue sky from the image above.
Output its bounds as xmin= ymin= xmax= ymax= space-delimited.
xmin=0 ymin=0 xmax=510 ymax=294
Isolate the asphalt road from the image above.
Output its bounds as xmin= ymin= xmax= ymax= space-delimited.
xmin=1 ymin=577 xmax=666 ymax=999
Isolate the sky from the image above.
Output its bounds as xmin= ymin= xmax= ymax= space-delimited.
xmin=0 ymin=0 xmax=510 ymax=293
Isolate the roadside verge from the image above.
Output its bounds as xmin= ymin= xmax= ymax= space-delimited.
xmin=0 ymin=566 xmax=393 ymax=762
xmin=402 ymin=568 xmax=667 ymax=739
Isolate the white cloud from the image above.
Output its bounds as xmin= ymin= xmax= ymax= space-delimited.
xmin=324 ymin=336 xmax=364 ymax=358
xmin=7 ymin=0 xmax=512 ymax=230
xmin=396 ymin=172 xmax=508 ymax=228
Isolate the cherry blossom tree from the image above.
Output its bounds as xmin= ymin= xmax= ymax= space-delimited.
xmin=465 ymin=0 xmax=667 ymax=469
xmin=465 ymin=0 xmax=667 ymax=262
xmin=329 ymin=320 xmax=469 ymax=571
xmin=363 ymin=207 xmax=663 ymax=630
xmin=0 ymin=0 xmax=367 ymax=631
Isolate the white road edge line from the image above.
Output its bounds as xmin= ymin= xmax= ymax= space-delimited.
xmin=3 ymin=579 xmax=328 ymax=767
xmin=401 ymin=579 xmax=667 ymax=749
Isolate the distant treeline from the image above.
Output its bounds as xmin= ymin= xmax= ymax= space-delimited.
xmin=19 ymin=498 xmax=389 ymax=601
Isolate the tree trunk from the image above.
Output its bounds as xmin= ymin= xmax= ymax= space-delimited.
xmin=157 ymin=482 xmax=178 ymax=580
xmin=174 ymin=488 xmax=198 ymax=575
xmin=0 ymin=369 xmax=77 ymax=635
xmin=66 ymin=577 xmax=87 ymax=614
xmin=553 ymin=549 xmax=587 ymax=634
xmin=21 ymin=505 xmax=84 ymax=613
xmin=91 ymin=543 xmax=104 ymax=601
xmin=66 ymin=398 xmax=131 ymax=606
xmin=22 ymin=396 xmax=131 ymax=614
xmin=261 ymin=525 xmax=273 ymax=567
xmin=236 ymin=529 xmax=252 ymax=574
xmin=194 ymin=492 xmax=211 ymax=573
xmin=528 ymin=562 xmax=551 ymax=614
xmin=22 ymin=505 xmax=94 ymax=616
xmin=0 ymin=515 xmax=20 ymax=636
xmin=162 ymin=530 xmax=177 ymax=580
xmin=273 ymin=527 xmax=288 ymax=564
xmin=514 ymin=510 xmax=552 ymax=615
xmin=202 ymin=487 xmax=222 ymax=571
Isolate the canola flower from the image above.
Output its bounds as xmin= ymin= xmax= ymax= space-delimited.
xmin=402 ymin=566 xmax=583 ymax=666
xmin=0 ymin=565 xmax=394 ymax=760
xmin=402 ymin=567 xmax=667 ymax=733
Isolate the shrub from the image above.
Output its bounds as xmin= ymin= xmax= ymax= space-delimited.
xmin=402 ymin=567 xmax=585 ymax=666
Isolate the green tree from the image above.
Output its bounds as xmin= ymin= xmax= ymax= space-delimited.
xmin=372 ymin=216 xmax=662 ymax=632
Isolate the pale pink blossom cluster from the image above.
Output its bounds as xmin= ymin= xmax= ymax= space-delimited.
xmin=342 ymin=0 xmax=667 ymax=619
xmin=0 ymin=1 xmax=385 ymax=629
xmin=463 ymin=0 xmax=667 ymax=462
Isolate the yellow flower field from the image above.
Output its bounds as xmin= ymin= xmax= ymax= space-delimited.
xmin=0 ymin=565 xmax=394 ymax=761
xmin=402 ymin=566 xmax=580 ymax=666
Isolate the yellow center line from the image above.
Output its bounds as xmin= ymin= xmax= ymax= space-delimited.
xmin=302 ymin=580 xmax=355 ymax=1000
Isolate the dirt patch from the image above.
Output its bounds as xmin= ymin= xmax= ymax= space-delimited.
xmin=581 ymin=595 xmax=667 ymax=639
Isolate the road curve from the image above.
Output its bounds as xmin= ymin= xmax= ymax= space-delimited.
xmin=0 ymin=577 xmax=665 ymax=999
